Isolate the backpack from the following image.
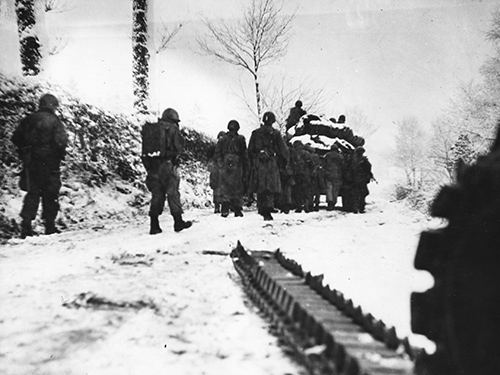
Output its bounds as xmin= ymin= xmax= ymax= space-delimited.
xmin=141 ymin=121 xmax=166 ymax=158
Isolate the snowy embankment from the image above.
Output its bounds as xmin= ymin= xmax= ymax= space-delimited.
xmin=0 ymin=181 xmax=438 ymax=374
xmin=0 ymin=73 xmax=215 ymax=241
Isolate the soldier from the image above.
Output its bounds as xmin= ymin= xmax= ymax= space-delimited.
xmin=324 ymin=144 xmax=344 ymax=210
xmin=141 ymin=108 xmax=192 ymax=234
xmin=285 ymin=100 xmax=307 ymax=131
xmin=276 ymin=138 xmax=294 ymax=214
xmin=215 ymin=120 xmax=248 ymax=217
xmin=340 ymin=146 xmax=355 ymax=212
xmin=291 ymin=141 xmax=313 ymax=213
xmin=351 ymin=146 xmax=373 ymax=213
xmin=306 ymin=144 xmax=323 ymax=211
xmin=208 ymin=131 xmax=226 ymax=213
xmin=12 ymin=93 xmax=68 ymax=238
xmin=248 ymin=111 xmax=288 ymax=220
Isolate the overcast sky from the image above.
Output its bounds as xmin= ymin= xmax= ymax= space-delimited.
xmin=1 ymin=0 xmax=499 ymax=151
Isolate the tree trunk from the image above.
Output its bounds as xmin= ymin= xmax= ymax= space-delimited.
xmin=15 ymin=0 xmax=41 ymax=76
xmin=132 ymin=0 xmax=150 ymax=115
xmin=254 ymin=76 xmax=262 ymax=120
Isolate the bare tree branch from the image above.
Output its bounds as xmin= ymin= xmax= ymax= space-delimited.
xmin=155 ymin=22 xmax=182 ymax=54
xmin=42 ymin=0 xmax=72 ymax=13
xmin=48 ymin=35 xmax=68 ymax=55
xmin=256 ymin=75 xmax=327 ymax=133
xmin=344 ymin=106 xmax=380 ymax=138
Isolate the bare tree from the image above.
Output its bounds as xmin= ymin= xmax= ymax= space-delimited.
xmin=394 ymin=117 xmax=429 ymax=189
xmin=198 ymin=0 xmax=295 ymax=118
xmin=15 ymin=0 xmax=42 ymax=76
xmin=344 ymin=106 xmax=379 ymax=139
xmin=132 ymin=0 xmax=150 ymax=114
xmin=155 ymin=22 xmax=182 ymax=54
xmin=259 ymin=77 xmax=326 ymax=132
xmin=486 ymin=9 xmax=500 ymax=42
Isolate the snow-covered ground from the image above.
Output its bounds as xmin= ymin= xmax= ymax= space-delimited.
xmin=0 ymin=183 xmax=439 ymax=374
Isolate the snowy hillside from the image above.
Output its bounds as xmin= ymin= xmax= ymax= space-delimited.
xmin=0 ymin=74 xmax=214 ymax=242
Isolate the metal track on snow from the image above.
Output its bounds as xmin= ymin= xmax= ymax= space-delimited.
xmin=230 ymin=242 xmax=416 ymax=375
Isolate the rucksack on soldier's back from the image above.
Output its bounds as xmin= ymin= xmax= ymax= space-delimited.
xmin=141 ymin=121 xmax=166 ymax=159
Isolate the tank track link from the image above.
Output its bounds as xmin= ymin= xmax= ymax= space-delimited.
xmin=231 ymin=242 xmax=415 ymax=375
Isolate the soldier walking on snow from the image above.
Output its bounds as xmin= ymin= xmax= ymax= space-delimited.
xmin=351 ymin=146 xmax=373 ymax=213
xmin=248 ymin=112 xmax=289 ymax=221
xmin=12 ymin=93 xmax=68 ymax=238
xmin=215 ymin=120 xmax=248 ymax=217
xmin=141 ymin=108 xmax=192 ymax=234
xmin=291 ymin=141 xmax=313 ymax=213
xmin=208 ymin=131 xmax=226 ymax=213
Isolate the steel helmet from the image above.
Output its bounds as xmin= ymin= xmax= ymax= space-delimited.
xmin=227 ymin=120 xmax=240 ymax=131
xmin=162 ymin=108 xmax=180 ymax=123
xmin=295 ymin=100 xmax=303 ymax=108
xmin=39 ymin=94 xmax=59 ymax=111
xmin=355 ymin=146 xmax=365 ymax=154
xmin=262 ymin=111 xmax=276 ymax=125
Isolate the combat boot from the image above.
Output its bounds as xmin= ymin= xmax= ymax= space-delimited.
xmin=234 ymin=207 xmax=244 ymax=217
xmin=149 ymin=215 xmax=162 ymax=235
xmin=214 ymin=203 xmax=221 ymax=214
xmin=20 ymin=219 xmax=34 ymax=239
xmin=45 ymin=220 xmax=61 ymax=235
xmin=173 ymin=214 xmax=192 ymax=232
xmin=221 ymin=203 xmax=230 ymax=218
xmin=262 ymin=209 xmax=273 ymax=221
xmin=327 ymin=201 xmax=335 ymax=211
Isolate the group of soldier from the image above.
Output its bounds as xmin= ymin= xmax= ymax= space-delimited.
xmin=209 ymin=107 xmax=374 ymax=221
xmin=12 ymin=94 xmax=373 ymax=238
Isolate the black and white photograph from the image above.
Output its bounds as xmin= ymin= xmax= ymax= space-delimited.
xmin=1 ymin=0 xmax=500 ymax=374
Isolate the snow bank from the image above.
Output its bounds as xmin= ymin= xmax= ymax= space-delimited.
xmin=0 ymin=73 xmax=215 ymax=241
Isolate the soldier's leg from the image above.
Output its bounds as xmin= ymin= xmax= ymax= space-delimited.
xmin=20 ymin=169 xmax=43 ymax=238
xmin=21 ymin=190 xmax=41 ymax=222
xmin=293 ymin=176 xmax=304 ymax=212
xmin=304 ymin=183 xmax=313 ymax=213
xmin=332 ymin=181 xmax=341 ymax=207
xmin=145 ymin=170 xmax=165 ymax=234
xmin=232 ymin=197 xmax=243 ymax=217
xmin=20 ymin=189 xmax=40 ymax=238
xmin=326 ymin=181 xmax=334 ymax=210
xmin=259 ymin=191 xmax=274 ymax=220
xmin=165 ymin=164 xmax=192 ymax=232
xmin=351 ymin=186 xmax=361 ymax=213
xmin=41 ymin=169 xmax=62 ymax=234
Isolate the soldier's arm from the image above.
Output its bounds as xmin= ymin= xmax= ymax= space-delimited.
xmin=240 ymin=136 xmax=249 ymax=170
xmin=247 ymin=133 xmax=256 ymax=160
xmin=214 ymin=137 xmax=224 ymax=166
xmin=173 ymin=127 xmax=185 ymax=155
xmin=53 ymin=116 xmax=68 ymax=157
xmin=12 ymin=117 xmax=28 ymax=150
